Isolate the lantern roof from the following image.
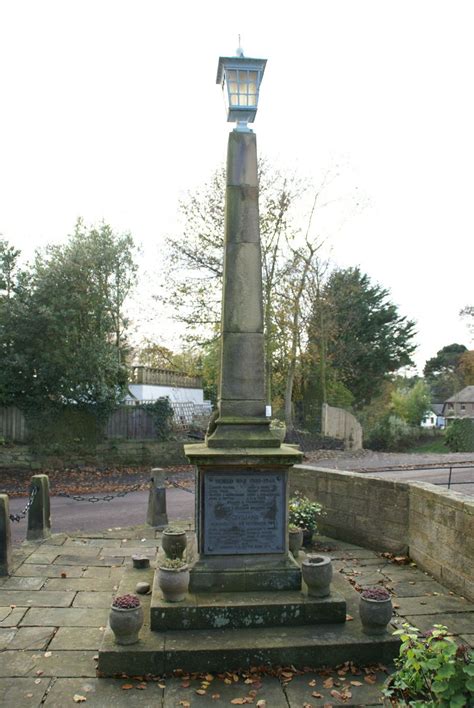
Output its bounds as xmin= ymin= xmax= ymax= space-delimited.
xmin=216 ymin=55 xmax=267 ymax=85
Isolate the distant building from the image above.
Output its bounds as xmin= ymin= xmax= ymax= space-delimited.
xmin=442 ymin=386 xmax=474 ymax=422
xmin=126 ymin=366 xmax=205 ymax=405
xmin=421 ymin=404 xmax=445 ymax=429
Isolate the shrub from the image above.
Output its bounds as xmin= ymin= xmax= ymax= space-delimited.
xmin=384 ymin=623 xmax=474 ymax=706
xmin=159 ymin=557 xmax=187 ymax=569
xmin=445 ymin=419 xmax=474 ymax=452
xmin=365 ymin=414 xmax=418 ymax=451
xmin=141 ymin=397 xmax=174 ymax=441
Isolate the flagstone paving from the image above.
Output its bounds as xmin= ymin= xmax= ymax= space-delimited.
xmin=0 ymin=526 xmax=472 ymax=707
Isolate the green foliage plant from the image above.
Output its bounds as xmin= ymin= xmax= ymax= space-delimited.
xmin=366 ymin=414 xmax=418 ymax=451
xmin=141 ymin=397 xmax=174 ymax=441
xmin=445 ymin=419 xmax=474 ymax=452
xmin=384 ymin=623 xmax=474 ymax=707
xmin=288 ymin=493 xmax=324 ymax=532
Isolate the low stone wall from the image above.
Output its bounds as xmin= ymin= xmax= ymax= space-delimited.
xmin=0 ymin=440 xmax=188 ymax=470
xmin=290 ymin=465 xmax=474 ymax=601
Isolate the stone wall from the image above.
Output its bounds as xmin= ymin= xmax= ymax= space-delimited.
xmin=321 ymin=403 xmax=363 ymax=450
xmin=0 ymin=440 xmax=188 ymax=470
xmin=290 ymin=465 xmax=474 ymax=601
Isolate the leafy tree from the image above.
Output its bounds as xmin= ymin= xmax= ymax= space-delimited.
xmin=1 ymin=221 xmax=137 ymax=418
xmin=391 ymin=379 xmax=431 ymax=426
xmin=308 ymin=267 xmax=416 ymax=409
xmin=423 ymin=343 xmax=467 ymax=402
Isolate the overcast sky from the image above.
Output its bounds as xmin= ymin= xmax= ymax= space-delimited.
xmin=1 ymin=0 xmax=472 ymax=371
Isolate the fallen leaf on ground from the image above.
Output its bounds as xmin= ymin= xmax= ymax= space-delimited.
xmin=345 ymin=614 xmax=353 ymax=621
xmin=195 ymin=688 xmax=206 ymax=695
xmin=212 ymin=693 xmax=221 ymax=700
xmin=323 ymin=677 xmax=334 ymax=688
xmin=44 ymin=651 xmax=52 ymax=658
xmin=135 ymin=683 xmax=147 ymax=690
xmin=179 ymin=701 xmax=190 ymax=708
xmin=121 ymin=684 xmax=134 ymax=690
xmin=181 ymin=681 xmax=190 ymax=688
xmin=256 ymin=701 xmax=266 ymax=707
xmin=205 ymin=673 xmax=214 ymax=681
xmin=308 ymin=679 xmax=316 ymax=686
xmin=312 ymin=691 xmax=323 ymax=698
xmin=364 ymin=674 xmax=377 ymax=684
xmin=73 ymin=695 xmax=87 ymax=703
xmin=60 ymin=572 xmax=67 ymax=578
xmin=230 ymin=699 xmax=246 ymax=705
xmin=350 ymin=680 xmax=363 ymax=686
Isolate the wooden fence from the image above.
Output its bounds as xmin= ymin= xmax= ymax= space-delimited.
xmin=0 ymin=402 xmax=211 ymax=442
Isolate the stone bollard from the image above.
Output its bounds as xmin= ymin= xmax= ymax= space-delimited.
xmin=27 ymin=474 xmax=51 ymax=541
xmin=0 ymin=495 xmax=12 ymax=576
xmin=147 ymin=468 xmax=168 ymax=528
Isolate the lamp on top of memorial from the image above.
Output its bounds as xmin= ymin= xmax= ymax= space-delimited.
xmin=216 ymin=46 xmax=266 ymax=131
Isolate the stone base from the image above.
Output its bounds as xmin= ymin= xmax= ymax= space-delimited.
xmin=188 ymin=553 xmax=302 ymax=592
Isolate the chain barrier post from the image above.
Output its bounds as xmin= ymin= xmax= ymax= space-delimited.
xmin=147 ymin=467 xmax=168 ymax=529
xmin=0 ymin=494 xmax=12 ymax=576
xmin=27 ymin=474 xmax=51 ymax=541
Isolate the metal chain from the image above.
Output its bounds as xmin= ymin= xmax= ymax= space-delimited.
xmin=9 ymin=484 xmax=38 ymax=523
xmin=166 ymin=478 xmax=195 ymax=495
xmin=53 ymin=482 xmax=144 ymax=503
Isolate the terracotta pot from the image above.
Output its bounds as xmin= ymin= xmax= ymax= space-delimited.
xmin=302 ymin=554 xmax=332 ymax=597
xmin=158 ymin=565 xmax=190 ymax=602
xmin=162 ymin=529 xmax=187 ymax=559
xmin=288 ymin=528 xmax=303 ymax=557
xmin=359 ymin=595 xmax=393 ymax=635
xmin=109 ymin=604 xmax=144 ymax=645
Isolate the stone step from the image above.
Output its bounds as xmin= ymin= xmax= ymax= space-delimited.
xmin=98 ymin=620 xmax=400 ymax=676
xmin=98 ymin=562 xmax=400 ymax=676
xmin=151 ymin=587 xmax=346 ymax=630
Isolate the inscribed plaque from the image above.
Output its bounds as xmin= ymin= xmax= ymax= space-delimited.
xmin=202 ymin=470 xmax=285 ymax=554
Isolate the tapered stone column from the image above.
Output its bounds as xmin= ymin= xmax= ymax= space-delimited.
xmin=183 ymin=130 xmax=303 ymax=592
xmin=207 ymin=131 xmax=278 ymax=448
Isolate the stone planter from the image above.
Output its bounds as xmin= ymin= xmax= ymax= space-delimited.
xmin=359 ymin=595 xmax=393 ymax=635
xmin=109 ymin=603 xmax=144 ymax=645
xmin=158 ymin=564 xmax=190 ymax=602
xmin=161 ymin=529 xmax=187 ymax=560
xmin=302 ymin=554 xmax=332 ymax=597
xmin=288 ymin=528 xmax=303 ymax=557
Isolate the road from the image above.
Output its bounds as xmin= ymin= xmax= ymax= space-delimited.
xmin=8 ymin=487 xmax=195 ymax=546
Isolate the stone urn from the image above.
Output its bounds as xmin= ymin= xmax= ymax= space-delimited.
xmin=302 ymin=554 xmax=333 ymax=597
xmin=161 ymin=527 xmax=187 ymax=560
xmin=109 ymin=594 xmax=144 ymax=645
xmin=288 ymin=527 xmax=303 ymax=557
xmin=359 ymin=587 xmax=393 ymax=635
xmin=158 ymin=561 xmax=190 ymax=602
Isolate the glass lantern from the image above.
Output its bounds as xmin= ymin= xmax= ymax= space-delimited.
xmin=216 ymin=52 xmax=267 ymax=130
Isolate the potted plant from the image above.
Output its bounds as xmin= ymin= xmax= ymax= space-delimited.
xmin=302 ymin=554 xmax=333 ymax=597
xmin=359 ymin=586 xmax=392 ymax=635
xmin=158 ymin=557 xmax=190 ymax=602
xmin=288 ymin=524 xmax=303 ymax=557
xmin=109 ymin=593 xmax=144 ymax=645
xmin=288 ymin=494 xmax=324 ymax=546
xmin=161 ymin=525 xmax=187 ymax=560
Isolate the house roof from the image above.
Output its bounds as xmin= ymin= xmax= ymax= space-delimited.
xmin=431 ymin=403 xmax=445 ymax=416
xmin=444 ymin=386 xmax=474 ymax=404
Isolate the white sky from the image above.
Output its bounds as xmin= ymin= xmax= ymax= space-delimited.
xmin=1 ymin=0 xmax=473 ymax=371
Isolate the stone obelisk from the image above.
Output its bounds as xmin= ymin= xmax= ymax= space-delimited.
xmin=185 ymin=126 xmax=303 ymax=592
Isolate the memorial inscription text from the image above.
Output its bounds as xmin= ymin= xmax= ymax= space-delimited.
xmin=202 ymin=470 xmax=285 ymax=554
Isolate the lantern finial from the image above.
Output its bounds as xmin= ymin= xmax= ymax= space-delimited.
xmin=236 ymin=35 xmax=244 ymax=57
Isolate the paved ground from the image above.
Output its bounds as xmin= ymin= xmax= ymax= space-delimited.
xmin=1 ymin=523 xmax=473 ymax=707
